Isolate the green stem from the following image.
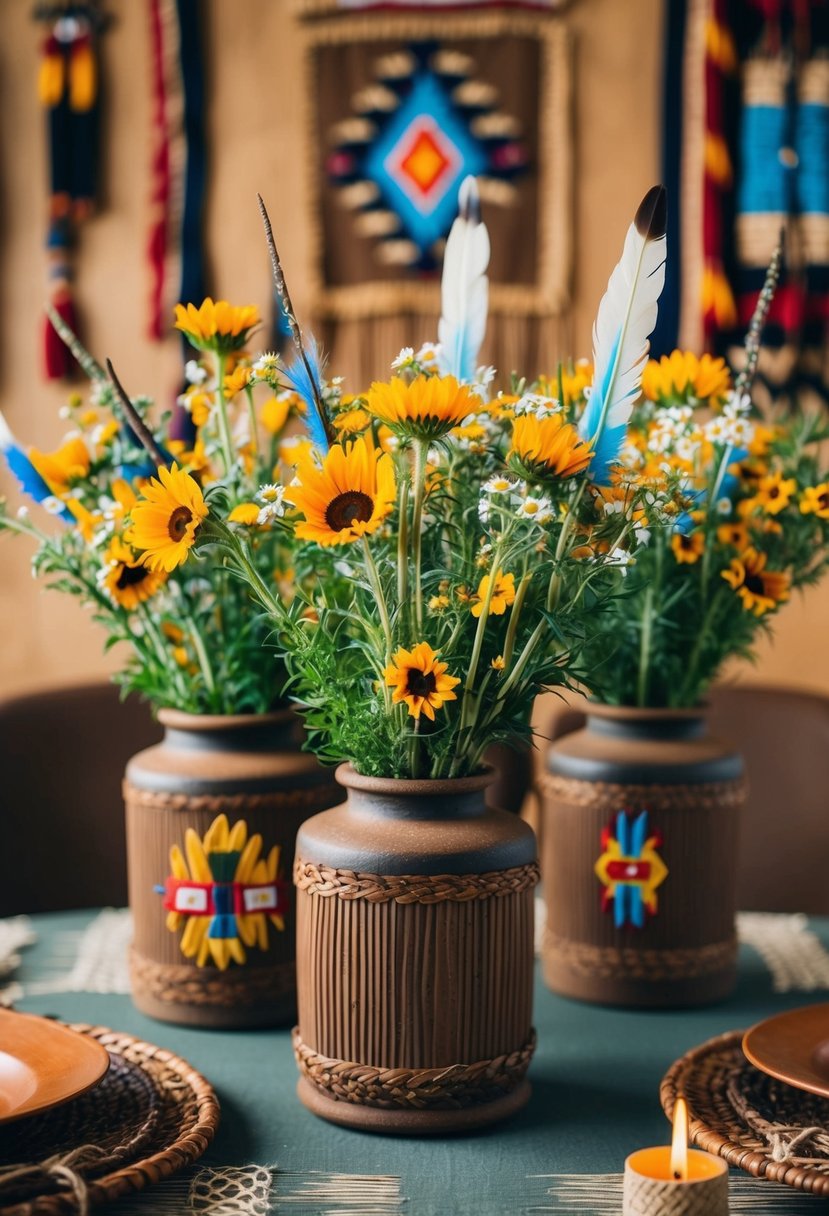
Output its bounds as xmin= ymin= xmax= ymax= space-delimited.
xmin=501 ymin=568 xmax=531 ymax=670
xmin=214 ymin=352 xmax=235 ymax=475
xmin=362 ymin=536 xmax=393 ymax=658
xmin=636 ymin=584 xmax=654 ymax=708
xmin=450 ymin=542 xmax=504 ymax=774
xmin=244 ymin=386 xmax=260 ymax=467
xmin=187 ymin=614 xmax=216 ymax=699
xmin=397 ymin=476 xmax=409 ymax=620
xmin=411 ymin=439 xmax=428 ymax=633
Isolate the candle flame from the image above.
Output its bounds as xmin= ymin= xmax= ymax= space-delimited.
xmin=670 ymin=1096 xmax=689 ymax=1181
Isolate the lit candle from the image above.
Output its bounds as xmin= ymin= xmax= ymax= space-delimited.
xmin=623 ymin=1097 xmax=729 ymax=1215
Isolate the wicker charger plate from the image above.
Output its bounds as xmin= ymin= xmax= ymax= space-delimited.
xmin=0 ymin=1023 xmax=219 ymax=1215
xmin=661 ymin=1029 xmax=829 ymax=1196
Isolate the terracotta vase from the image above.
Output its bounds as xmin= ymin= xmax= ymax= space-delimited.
xmin=540 ymin=703 xmax=746 ymax=1008
xmin=293 ymin=763 xmax=539 ymax=1134
xmin=124 ymin=709 xmax=338 ymax=1028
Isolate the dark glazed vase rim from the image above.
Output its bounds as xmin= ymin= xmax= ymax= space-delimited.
xmin=335 ymin=762 xmax=495 ymax=798
xmin=157 ymin=707 xmax=293 ymax=732
xmin=584 ymin=701 xmax=707 ymax=723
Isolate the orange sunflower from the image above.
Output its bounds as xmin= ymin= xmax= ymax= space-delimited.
xmin=721 ymin=548 xmax=790 ymax=616
xmin=384 ymin=642 xmax=460 ymax=721
xmin=508 ymin=414 xmax=593 ymax=482
xmin=671 ymin=531 xmax=705 ymax=565
xmin=127 ymin=463 xmax=209 ymax=572
xmin=284 ymin=436 xmax=395 ymax=546
xmin=365 ymin=375 xmax=475 ymax=439
xmin=173 ymin=298 xmax=259 ymax=353
xmin=103 ymin=536 xmax=167 ymax=609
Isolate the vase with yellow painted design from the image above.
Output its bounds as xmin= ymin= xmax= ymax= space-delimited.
xmin=539 ymin=702 xmax=746 ymax=1008
xmin=124 ymin=709 xmax=338 ymax=1028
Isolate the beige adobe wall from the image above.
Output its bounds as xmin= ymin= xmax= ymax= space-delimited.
xmin=0 ymin=0 xmax=825 ymax=699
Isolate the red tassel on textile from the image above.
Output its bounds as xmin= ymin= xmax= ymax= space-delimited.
xmin=43 ymin=290 xmax=80 ymax=380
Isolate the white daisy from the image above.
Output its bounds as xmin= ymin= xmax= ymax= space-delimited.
xmin=483 ymin=474 xmax=515 ymax=494
xmin=185 ymin=359 xmax=209 ymax=385
xmin=42 ymin=496 xmax=66 ymax=515
xmin=391 ymin=347 xmax=415 ymax=371
xmin=257 ymin=484 xmax=286 ymax=507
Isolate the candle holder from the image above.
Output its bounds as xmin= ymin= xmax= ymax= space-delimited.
xmin=624 ymin=1147 xmax=728 ymax=1215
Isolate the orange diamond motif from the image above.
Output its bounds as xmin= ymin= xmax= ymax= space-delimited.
xmin=399 ymin=127 xmax=451 ymax=197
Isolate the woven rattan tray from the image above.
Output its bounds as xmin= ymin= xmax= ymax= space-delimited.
xmin=0 ymin=1022 xmax=219 ymax=1215
xmin=661 ymin=1029 xmax=829 ymax=1196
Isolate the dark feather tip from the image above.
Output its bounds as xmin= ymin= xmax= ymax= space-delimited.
xmin=458 ymin=175 xmax=480 ymax=224
xmin=634 ymin=185 xmax=667 ymax=239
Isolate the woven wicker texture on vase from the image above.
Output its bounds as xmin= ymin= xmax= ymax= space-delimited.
xmin=661 ymin=1030 xmax=829 ymax=1196
xmin=0 ymin=1024 xmax=219 ymax=1215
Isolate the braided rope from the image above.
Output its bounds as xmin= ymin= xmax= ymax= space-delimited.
xmin=293 ymin=860 xmax=539 ymax=904
xmin=543 ymin=930 xmax=738 ymax=982
xmin=130 ymin=948 xmax=296 ymax=1008
xmin=123 ymin=780 xmax=331 ymax=815
xmin=539 ymin=772 xmax=746 ymax=812
xmin=292 ymin=1027 xmax=536 ymax=1110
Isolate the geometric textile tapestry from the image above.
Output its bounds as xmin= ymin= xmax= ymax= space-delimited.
xmin=303 ymin=9 xmax=572 ymax=386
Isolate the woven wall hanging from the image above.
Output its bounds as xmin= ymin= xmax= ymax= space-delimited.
xmin=299 ymin=7 xmax=572 ymax=387
xmin=35 ymin=0 xmax=109 ymax=380
xmin=661 ymin=0 xmax=829 ymax=402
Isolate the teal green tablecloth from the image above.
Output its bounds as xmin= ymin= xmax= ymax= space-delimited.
xmin=8 ymin=909 xmax=829 ymax=1214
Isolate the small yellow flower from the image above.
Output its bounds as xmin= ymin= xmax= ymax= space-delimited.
xmin=471 ymin=569 xmax=516 ymax=618
xmin=536 ymin=360 xmax=594 ymax=408
xmin=94 ymin=420 xmax=120 ymax=447
xmin=103 ymin=537 xmax=167 ymax=610
xmin=278 ymin=436 xmax=314 ymax=468
xmin=428 ymin=594 xmax=451 ymax=612
xmin=491 ymin=654 xmax=506 ymax=672
xmin=509 ymin=414 xmax=593 ymax=482
xmin=671 ymin=531 xmax=705 ymax=564
xmin=223 ymin=366 xmax=252 ymax=398
xmin=333 ymin=407 xmax=372 ymax=436
xmin=284 ymin=436 xmax=396 ymax=547
xmin=365 ymin=375 xmax=476 ymax=439
xmin=754 ymin=471 xmax=797 ymax=516
xmin=800 ymin=483 xmax=829 ymax=520
xmin=162 ymin=621 xmax=185 ymax=644
xmin=383 ymin=642 xmax=460 ymax=721
xmin=127 ymin=463 xmax=209 ymax=572
xmin=261 ymin=396 xmax=292 ymax=435
xmin=79 ymin=408 xmax=98 ymax=427
xmin=228 ymin=503 xmax=261 ymax=525
xmin=716 ymin=522 xmax=749 ymax=549
xmin=29 ymin=436 xmax=90 ymax=494
xmin=174 ymin=298 xmax=259 ymax=353
xmin=181 ymin=387 xmax=213 ymax=427
xmin=65 ymin=498 xmax=102 ymax=542
xmin=721 ymin=548 xmax=790 ymax=616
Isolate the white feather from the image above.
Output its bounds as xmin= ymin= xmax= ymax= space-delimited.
xmin=580 ymin=186 xmax=667 ymax=482
xmin=0 ymin=411 xmax=15 ymax=452
xmin=437 ymin=176 xmax=490 ymax=382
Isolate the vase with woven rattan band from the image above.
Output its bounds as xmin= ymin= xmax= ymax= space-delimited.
xmin=540 ymin=702 xmax=745 ymax=1008
xmin=293 ymin=762 xmax=539 ymax=1134
xmin=124 ymin=708 xmax=338 ymax=1028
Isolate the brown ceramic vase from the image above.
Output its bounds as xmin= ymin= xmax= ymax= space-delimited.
xmin=540 ymin=703 xmax=746 ymax=1008
xmin=293 ymin=763 xmax=539 ymax=1134
xmin=124 ymin=709 xmax=338 ymax=1028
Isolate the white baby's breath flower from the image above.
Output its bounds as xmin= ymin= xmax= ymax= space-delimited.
xmin=42 ymin=496 xmax=66 ymax=516
xmin=185 ymin=359 xmax=208 ymax=385
xmin=514 ymin=393 xmax=560 ymax=419
xmin=252 ymin=352 xmax=279 ymax=376
xmin=716 ymin=497 xmax=732 ymax=516
xmin=58 ymin=405 xmax=72 ymax=420
xmin=257 ymin=483 xmax=286 ymax=508
xmin=483 ymin=474 xmax=515 ymax=494
xmin=15 ymin=505 xmax=29 ymax=521
xmin=478 ymin=498 xmax=491 ymax=524
xmin=607 ymin=546 xmax=635 ymax=573
xmin=391 ymin=347 xmax=415 ymax=371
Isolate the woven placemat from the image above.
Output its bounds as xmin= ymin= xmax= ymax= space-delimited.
xmin=0 ymin=1023 xmax=219 ymax=1215
xmin=661 ymin=1029 xmax=829 ymax=1196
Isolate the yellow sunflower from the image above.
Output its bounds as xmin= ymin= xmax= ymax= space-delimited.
xmin=384 ymin=642 xmax=460 ymax=721
xmin=754 ymin=471 xmax=797 ymax=516
xmin=284 ymin=436 xmax=396 ymax=546
xmin=103 ymin=537 xmax=167 ymax=609
xmin=716 ymin=522 xmax=749 ymax=549
xmin=365 ymin=375 xmax=475 ymax=439
xmin=721 ymin=548 xmax=790 ymax=616
xmin=228 ymin=502 xmax=261 ymax=525
xmin=508 ymin=414 xmax=593 ymax=482
xmin=223 ymin=366 xmax=253 ymax=398
xmin=471 ymin=568 xmax=516 ymax=618
xmin=173 ymin=298 xmax=259 ymax=353
xmin=800 ymin=483 xmax=829 ymax=520
xmin=333 ymin=407 xmax=372 ymax=436
xmin=671 ymin=530 xmax=705 ymax=564
xmin=127 ymin=463 xmax=209 ymax=572
xmin=536 ymin=360 xmax=594 ymax=408
xmin=641 ymin=351 xmax=732 ymax=407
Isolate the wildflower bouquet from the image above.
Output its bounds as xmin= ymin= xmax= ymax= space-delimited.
xmin=0 ymin=301 xmax=305 ymax=714
xmin=123 ymin=185 xmax=669 ymax=778
xmin=576 ymin=254 xmax=829 ymax=707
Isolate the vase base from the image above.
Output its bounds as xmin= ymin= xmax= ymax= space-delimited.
xmin=296 ymin=1075 xmax=532 ymax=1135
xmin=542 ymin=954 xmax=737 ymax=1009
xmin=129 ymin=947 xmax=297 ymax=1029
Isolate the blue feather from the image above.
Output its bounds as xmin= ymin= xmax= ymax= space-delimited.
xmin=2 ymin=444 xmax=74 ymax=521
xmin=281 ymin=336 xmax=329 ymax=454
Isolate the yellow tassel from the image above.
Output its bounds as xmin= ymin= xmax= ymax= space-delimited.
xmin=69 ymin=42 xmax=96 ymax=112
xmin=38 ymin=53 xmax=64 ymax=107
xmin=704 ymin=133 xmax=733 ymax=188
